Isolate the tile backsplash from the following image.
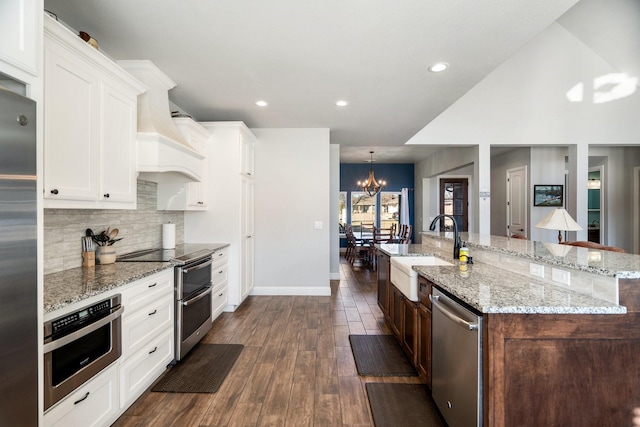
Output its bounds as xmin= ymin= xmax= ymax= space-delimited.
xmin=44 ymin=180 xmax=184 ymax=275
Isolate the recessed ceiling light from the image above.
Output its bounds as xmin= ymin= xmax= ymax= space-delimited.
xmin=256 ymin=100 xmax=268 ymax=107
xmin=428 ymin=62 xmax=448 ymax=73
xmin=336 ymin=100 xmax=348 ymax=107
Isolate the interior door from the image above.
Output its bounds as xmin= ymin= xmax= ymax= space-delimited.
xmin=507 ymin=166 xmax=527 ymax=238
xmin=439 ymin=178 xmax=468 ymax=232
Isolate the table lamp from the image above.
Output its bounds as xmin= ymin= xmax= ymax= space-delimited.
xmin=535 ymin=208 xmax=583 ymax=243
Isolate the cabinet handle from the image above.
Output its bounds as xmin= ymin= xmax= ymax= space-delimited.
xmin=219 ymin=293 xmax=224 ymax=297
xmin=74 ymin=392 xmax=90 ymax=405
xmin=148 ymin=309 xmax=157 ymax=316
xmin=198 ymin=201 xmax=204 ymax=205
xmin=50 ymin=189 xmax=59 ymax=195
xmin=103 ymin=193 xmax=110 ymax=198
xmin=218 ymin=253 xmax=224 ymax=257
xmin=218 ymin=270 xmax=223 ymax=274
xmin=148 ymin=283 xmax=157 ymax=288
xmin=148 ymin=346 xmax=158 ymax=354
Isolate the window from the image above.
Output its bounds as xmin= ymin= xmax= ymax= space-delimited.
xmin=351 ymin=192 xmax=375 ymax=235
xmin=380 ymin=192 xmax=400 ymax=230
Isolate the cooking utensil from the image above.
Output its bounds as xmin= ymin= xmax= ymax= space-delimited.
xmin=108 ymin=228 xmax=119 ymax=240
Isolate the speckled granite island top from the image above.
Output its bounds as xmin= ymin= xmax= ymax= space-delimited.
xmin=423 ymin=232 xmax=640 ymax=278
xmin=44 ymin=243 xmax=229 ymax=314
xmin=377 ymin=242 xmax=625 ymax=315
xmin=413 ymin=263 xmax=624 ymax=315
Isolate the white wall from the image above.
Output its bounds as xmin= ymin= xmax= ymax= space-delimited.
xmin=252 ymin=128 xmax=331 ymax=295
xmin=489 ymin=148 xmax=531 ymax=236
xmin=329 ymin=144 xmax=340 ymax=280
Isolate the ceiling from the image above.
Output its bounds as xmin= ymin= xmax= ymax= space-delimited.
xmin=43 ymin=0 xmax=581 ymax=163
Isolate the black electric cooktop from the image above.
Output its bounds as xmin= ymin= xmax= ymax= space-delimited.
xmin=117 ymin=243 xmax=225 ymax=265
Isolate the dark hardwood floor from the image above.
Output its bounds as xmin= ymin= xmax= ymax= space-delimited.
xmin=113 ymin=257 xmax=423 ymax=427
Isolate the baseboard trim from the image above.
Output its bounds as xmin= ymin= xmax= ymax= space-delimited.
xmin=251 ymin=286 xmax=332 ymax=296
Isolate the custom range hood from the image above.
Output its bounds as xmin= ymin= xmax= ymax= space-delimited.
xmin=118 ymin=60 xmax=204 ymax=182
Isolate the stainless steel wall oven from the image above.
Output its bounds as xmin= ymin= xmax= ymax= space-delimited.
xmin=175 ymin=254 xmax=213 ymax=361
xmin=43 ymin=295 xmax=123 ymax=411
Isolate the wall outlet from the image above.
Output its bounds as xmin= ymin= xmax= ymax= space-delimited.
xmin=314 ymin=221 xmax=323 ymax=230
xmin=552 ymin=268 xmax=571 ymax=286
xmin=529 ymin=263 xmax=545 ymax=278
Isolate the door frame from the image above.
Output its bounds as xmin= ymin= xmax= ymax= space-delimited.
xmin=438 ymin=176 xmax=470 ymax=232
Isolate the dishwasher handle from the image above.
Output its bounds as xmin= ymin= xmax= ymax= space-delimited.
xmin=430 ymin=294 xmax=478 ymax=331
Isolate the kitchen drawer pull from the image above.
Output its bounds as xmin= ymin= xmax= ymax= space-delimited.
xmin=218 ymin=252 xmax=224 ymax=257
xmin=103 ymin=193 xmax=110 ymax=198
xmin=219 ymin=292 xmax=224 ymax=297
xmin=148 ymin=309 xmax=157 ymax=316
xmin=74 ymin=392 xmax=90 ymax=405
xmin=50 ymin=189 xmax=59 ymax=195
xmin=218 ymin=270 xmax=224 ymax=274
xmin=149 ymin=346 xmax=158 ymax=354
xmin=148 ymin=282 xmax=157 ymax=288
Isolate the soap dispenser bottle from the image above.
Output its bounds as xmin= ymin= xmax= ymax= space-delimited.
xmin=459 ymin=242 xmax=469 ymax=264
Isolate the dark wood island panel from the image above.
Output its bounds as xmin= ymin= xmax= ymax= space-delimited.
xmin=484 ymin=312 xmax=640 ymax=426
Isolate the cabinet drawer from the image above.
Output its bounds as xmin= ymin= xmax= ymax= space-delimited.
xmin=120 ymin=270 xmax=173 ymax=315
xmin=119 ymin=329 xmax=173 ymax=408
xmin=122 ymin=294 xmax=173 ymax=359
xmin=212 ymin=285 xmax=228 ymax=320
xmin=43 ymin=363 xmax=118 ymax=427
xmin=211 ymin=247 xmax=229 ymax=267
xmin=211 ymin=263 xmax=228 ymax=288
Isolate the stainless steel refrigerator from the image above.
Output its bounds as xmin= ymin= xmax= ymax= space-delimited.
xmin=0 ymin=86 xmax=37 ymax=426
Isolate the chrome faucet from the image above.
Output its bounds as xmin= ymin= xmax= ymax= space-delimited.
xmin=429 ymin=214 xmax=461 ymax=259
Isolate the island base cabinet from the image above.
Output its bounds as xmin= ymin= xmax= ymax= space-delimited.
xmin=376 ymin=252 xmax=390 ymax=320
xmin=390 ymin=286 xmax=404 ymax=337
xmin=43 ymin=363 xmax=118 ymax=427
xmin=484 ymin=313 xmax=640 ymax=427
xmin=401 ymin=298 xmax=418 ymax=365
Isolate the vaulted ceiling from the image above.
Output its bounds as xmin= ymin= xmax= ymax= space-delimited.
xmin=46 ymin=0 xmax=630 ymax=163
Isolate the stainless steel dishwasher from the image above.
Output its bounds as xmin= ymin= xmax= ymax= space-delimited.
xmin=430 ymin=288 xmax=483 ymax=427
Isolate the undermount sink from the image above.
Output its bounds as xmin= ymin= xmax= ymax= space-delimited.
xmin=390 ymin=256 xmax=452 ymax=302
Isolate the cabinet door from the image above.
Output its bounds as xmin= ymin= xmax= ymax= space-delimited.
xmin=241 ymin=135 xmax=254 ymax=176
xmin=417 ymin=304 xmax=432 ymax=387
xmin=377 ymin=253 xmax=390 ymax=317
xmin=0 ymin=0 xmax=38 ymax=76
xmin=402 ymin=298 xmax=418 ymax=365
xmin=391 ymin=286 xmax=403 ymax=338
xmin=99 ymin=82 xmax=137 ymax=204
xmin=241 ymin=177 xmax=254 ymax=299
xmin=44 ymin=46 xmax=99 ymax=201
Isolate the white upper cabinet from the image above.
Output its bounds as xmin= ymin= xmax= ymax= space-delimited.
xmin=0 ymin=0 xmax=39 ymax=78
xmin=43 ymin=14 xmax=145 ymax=209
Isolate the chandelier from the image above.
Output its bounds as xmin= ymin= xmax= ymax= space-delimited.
xmin=357 ymin=151 xmax=386 ymax=196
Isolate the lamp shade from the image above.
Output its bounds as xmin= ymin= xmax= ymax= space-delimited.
xmin=535 ymin=208 xmax=583 ymax=243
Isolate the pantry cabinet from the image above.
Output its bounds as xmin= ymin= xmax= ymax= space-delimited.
xmin=43 ymin=14 xmax=145 ymax=209
xmin=211 ymin=246 xmax=229 ymax=320
xmin=185 ymin=122 xmax=256 ymax=310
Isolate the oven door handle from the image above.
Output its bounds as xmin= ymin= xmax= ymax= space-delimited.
xmin=182 ymin=286 xmax=212 ymax=307
xmin=43 ymin=306 xmax=124 ymax=353
xmin=182 ymin=258 xmax=213 ymax=274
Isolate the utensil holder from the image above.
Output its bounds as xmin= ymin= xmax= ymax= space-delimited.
xmin=82 ymin=251 xmax=95 ymax=267
xmin=96 ymin=246 xmax=116 ymax=265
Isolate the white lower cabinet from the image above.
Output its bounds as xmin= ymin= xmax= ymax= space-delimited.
xmin=43 ymin=363 xmax=118 ymax=427
xmin=119 ymin=329 xmax=173 ymax=408
xmin=211 ymin=247 xmax=229 ymax=320
xmin=43 ymin=270 xmax=175 ymax=425
xmin=119 ymin=269 xmax=175 ymax=408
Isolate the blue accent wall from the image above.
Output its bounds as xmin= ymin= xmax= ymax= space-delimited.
xmin=340 ymin=163 xmax=415 ymax=246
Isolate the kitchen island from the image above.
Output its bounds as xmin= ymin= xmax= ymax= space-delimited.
xmin=377 ymin=235 xmax=640 ymax=427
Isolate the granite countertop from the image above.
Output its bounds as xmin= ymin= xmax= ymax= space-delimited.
xmin=423 ymin=232 xmax=640 ymax=278
xmin=377 ymin=240 xmax=625 ymax=315
xmin=414 ymin=262 xmax=625 ymax=315
xmin=44 ymin=243 xmax=229 ymax=314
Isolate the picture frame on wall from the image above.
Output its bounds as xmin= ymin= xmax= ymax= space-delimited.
xmin=533 ymin=185 xmax=563 ymax=207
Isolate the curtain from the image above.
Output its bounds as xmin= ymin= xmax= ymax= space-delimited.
xmin=401 ymin=188 xmax=410 ymax=225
